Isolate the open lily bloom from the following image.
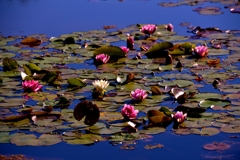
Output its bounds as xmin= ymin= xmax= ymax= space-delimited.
xmin=140 ymin=24 xmax=157 ymax=35
xmin=130 ymin=88 xmax=148 ymax=101
xmin=92 ymin=80 xmax=109 ymax=95
xmin=172 ymin=111 xmax=187 ymax=123
xmin=193 ymin=45 xmax=208 ymax=57
xmin=22 ymin=80 xmax=43 ymax=92
xmin=120 ymin=46 xmax=129 ymax=55
xmin=121 ymin=104 xmax=139 ymax=119
xmin=166 ymin=23 xmax=174 ymax=32
xmin=95 ymin=53 xmax=110 ymax=64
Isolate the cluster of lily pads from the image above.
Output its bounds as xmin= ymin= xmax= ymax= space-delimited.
xmin=159 ymin=0 xmax=240 ymax=15
xmin=0 ymin=20 xmax=240 ymax=149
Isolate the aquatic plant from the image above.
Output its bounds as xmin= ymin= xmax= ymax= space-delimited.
xmin=22 ymin=80 xmax=43 ymax=92
xmin=130 ymin=89 xmax=148 ymax=102
xmin=165 ymin=23 xmax=174 ymax=32
xmin=193 ymin=45 xmax=208 ymax=57
xmin=172 ymin=111 xmax=187 ymax=123
xmin=140 ymin=24 xmax=157 ymax=35
xmin=92 ymin=80 xmax=109 ymax=96
xmin=95 ymin=53 xmax=110 ymax=64
xmin=121 ymin=104 xmax=138 ymax=120
xmin=120 ymin=46 xmax=129 ymax=54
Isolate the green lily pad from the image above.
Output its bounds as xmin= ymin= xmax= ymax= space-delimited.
xmin=220 ymin=125 xmax=240 ymax=133
xmin=200 ymin=127 xmax=220 ymax=136
xmin=89 ymin=127 xmax=122 ymax=135
xmin=145 ymin=42 xmax=173 ymax=58
xmin=67 ymin=78 xmax=86 ymax=88
xmin=138 ymin=127 xmax=166 ymax=134
xmin=173 ymin=80 xmax=194 ymax=88
xmin=93 ymin=46 xmax=125 ymax=59
xmin=0 ymin=52 xmax=16 ymax=58
xmin=199 ymin=99 xmax=231 ymax=108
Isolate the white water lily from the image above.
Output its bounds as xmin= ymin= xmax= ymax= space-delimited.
xmin=92 ymin=80 xmax=109 ymax=95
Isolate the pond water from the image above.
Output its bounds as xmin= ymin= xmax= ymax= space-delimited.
xmin=0 ymin=0 xmax=240 ymax=160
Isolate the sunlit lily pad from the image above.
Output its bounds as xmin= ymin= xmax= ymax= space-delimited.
xmin=10 ymin=133 xmax=62 ymax=146
xmin=199 ymin=99 xmax=231 ymax=108
xmin=93 ymin=46 xmax=125 ymax=59
xmin=220 ymin=125 xmax=240 ymax=133
xmin=89 ymin=127 xmax=122 ymax=135
xmin=200 ymin=128 xmax=220 ymax=136
xmin=145 ymin=42 xmax=173 ymax=58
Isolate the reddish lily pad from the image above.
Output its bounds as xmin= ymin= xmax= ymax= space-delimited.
xmin=203 ymin=142 xmax=230 ymax=151
xmin=73 ymin=100 xmax=100 ymax=126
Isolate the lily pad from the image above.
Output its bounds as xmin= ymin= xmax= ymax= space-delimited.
xmin=199 ymin=99 xmax=231 ymax=108
xmin=145 ymin=42 xmax=173 ymax=58
xmin=93 ymin=46 xmax=125 ymax=59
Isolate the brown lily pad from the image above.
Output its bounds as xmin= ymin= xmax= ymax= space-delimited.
xmin=21 ymin=37 xmax=41 ymax=46
xmin=73 ymin=100 xmax=100 ymax=126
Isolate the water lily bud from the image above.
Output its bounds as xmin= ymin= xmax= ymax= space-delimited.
xmin=127 ymin=34 xmax=134 ymax=49
xmin=140 ymin=24 xmax=157 ymax=35
xmin=166 ymin=23 xmax=174 ymax=32
xmin=193 ymin=45 xmax=208 ymax=57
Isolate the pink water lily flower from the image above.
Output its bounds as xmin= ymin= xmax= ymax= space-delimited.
xmin=95 ymin=53 xmax=110 ymax=64
xmin=172 ymin=111 xmax=187 ymax=123
xmin=121 ymin=104 xmax=139 ymax=119
xmin=130 ymin=89 xmax=148 ymax=101
xmin=22 ymin=80 xmax=43 ymax=92
xmin=193 ymin=45 xmax=208 ymax=57
xmin=165 ymin=23 xmax=174 ymax=32
xmin=120 ymin=46 xmax=129 ymax=54
xmin=140 ymin=24 xmax=157 ymax=35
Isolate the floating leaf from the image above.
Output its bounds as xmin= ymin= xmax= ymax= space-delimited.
xmin=93 ymin=46 xmax=125 ymax=59
xmin=145 ymin=42 xmax=173 ymax=58
xmin=41 ymin=71 xmax=60 ymax=83
xmin=159 ymin=107 xmax=172 ymax=117
xmin=2 ymin=57 xmax=18 ymax=71
xmin=147 ymin=110 xmax=172 ymax=124
xmin=203 ymin=142 xmax=230 ymax=151
xmin=67 ymin=78 xmax=86 ymax=88
xmin=89 ymin=127 xmax=122 ymax=135
xmin=220 ymin=125 xmax=240 ymax=133
xmin=25 ymin=63 xmax=41 ymax=72
xmin=10 ymin=133 xmax=62 ymax=146
xmin=21 ymin=37 xmax=41 ymax=45
xmin=151 ymin=86 xmax=162 ymax=95
xmin=173 ymin=80 xmax=194 ymax=88
xmin=64 ymin=37 xmax=75 ymax=44
xmin=144 ymin=143 xmax=164 ymax=149
xmin=73 ymin=100 xmax=100 ymax=125
xmin=200 ymin=128 xmax=220 ymax=136
xmin=139 ymin=127 xmax=166 ymax=134
xmin=199 ymin=99 xmax=231 ymax=108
